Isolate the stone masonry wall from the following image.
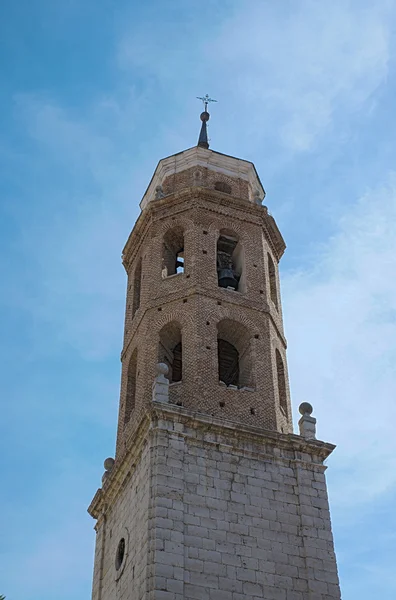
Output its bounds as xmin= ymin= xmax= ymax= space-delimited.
xmin=91 ymin=440 xmax=151 ymax=600
xmin=148 ymin=406 xmax=341 ymax=600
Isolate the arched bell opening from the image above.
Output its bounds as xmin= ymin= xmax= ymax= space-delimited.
xmin=132 ymin=257 xmax=142 ymax=318
xmin=216 ymin=229 xmax=245 ymax=292
xmin=217 ymin=319 xmax=253 ymax=388
xmin=268 ymin=253 xmax=278 ymax=309
xmin=276 ymin=349 xmax=288 ymax=416
xmin=162 ymin=227 xmax=185 ymax=278
xmin=158 ymin=321 xmax=183 ymax=383
xmin=218 ymin=339 xmax=239 ymax=386
xmin=124 ymin=349 xmax=137 ymax=425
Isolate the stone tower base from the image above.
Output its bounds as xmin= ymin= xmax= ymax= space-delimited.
xmin=89 ymin=404 xmax=341 ymax=600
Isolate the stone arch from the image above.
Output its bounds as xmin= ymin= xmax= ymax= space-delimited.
xmin=158 ymin=321 xmax=183 ymax=383
xmin=124 ymin=348 xmax=137 ymax=425
xmin=217 ymin=318 xmax=253 ymax=388
xmin=275 ymin=349 xmax=287 ymax=416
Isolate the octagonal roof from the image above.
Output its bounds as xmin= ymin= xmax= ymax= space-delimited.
xmin=139 ymin=146 xmax=265 ymax=210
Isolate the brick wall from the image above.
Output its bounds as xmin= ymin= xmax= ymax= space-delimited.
xmin=116 ymin=190 xmax=290 ymax=457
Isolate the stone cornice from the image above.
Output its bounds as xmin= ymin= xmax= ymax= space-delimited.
xmin=88 ymin=412 xmax=152 ymax=520
xmin=88 ymin=404 xmax=336 ymax=521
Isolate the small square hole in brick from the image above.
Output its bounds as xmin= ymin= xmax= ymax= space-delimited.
xmin=250 ymin=407 xmax=256 ymax=415
xmin=203 ymin=250 xmax=207 ymax=254
xmin=217 ymin=301 xmax=222 ymax=306
xmin=206 ymin=345 xmax=211 ymax=350
xmin=186 ymin=274 xmax=190 ymax=278
xmin=158 ymin=307 xmax=162 ymax=311
xmin=206 ymin=321 xmax=210 ymax=325
xmin=203 ymin=230 xmax=208 ymax=234
xmin=219 ymin=401 xmax=225 ymax=408
xmin=254 ymin=334 xmax=259 ymax=339
xmin=260 ymin=290 xmax=264 ymax=294
xmin=253 ymin=264 xmax=257 ymax=268
xmin=183 ymin=299 xmax=188 ymax=303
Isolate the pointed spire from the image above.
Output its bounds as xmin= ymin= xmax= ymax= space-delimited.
xmin=196 ymin=94 xmax=217 ymax=149
xmin=198 ymin=111 xmax=210 ymax=149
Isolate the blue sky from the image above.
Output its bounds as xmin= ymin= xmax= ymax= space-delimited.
xmin=1 ymin=0 xmax=396 ymax=598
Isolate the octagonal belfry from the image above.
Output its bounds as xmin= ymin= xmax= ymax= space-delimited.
xmin=88 ymin=110 xmax=342 ymax=600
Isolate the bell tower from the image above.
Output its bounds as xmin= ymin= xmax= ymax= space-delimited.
xmin=88 ymin=104 xmax=342 ymax=600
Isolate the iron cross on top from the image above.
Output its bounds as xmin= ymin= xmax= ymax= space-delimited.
xmin=197 ymin=94 xmax=217 ymax=112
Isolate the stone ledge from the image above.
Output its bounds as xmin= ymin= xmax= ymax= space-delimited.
xmin=88 ymin=403 xmax=335 ymax=521
xmin=149 ymin=403 xmax=335 ymax=462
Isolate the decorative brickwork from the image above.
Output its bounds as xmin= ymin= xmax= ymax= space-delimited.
xmin=162 ymin=166 xmax=250 ymax=201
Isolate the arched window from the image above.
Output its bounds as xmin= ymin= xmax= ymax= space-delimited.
xmin=218 ymin=339 xmax=239 ymax=386
xmin=162 ymin=227 xmax=185 ymax=277
xmin=158 ymin=322 xmax=182 ymax=382
xmin=217 ymin=230 xmax=244 ymax=292
xmin=132 ymin=258 xmax=142 ymax=317
xmin=215 ymin=181 xmax=232 ymax=194
xmin=268 ymin=253 xmax=278 ymax=309
xmin=217 ymin=319 xmax=252 ymax=388
xmin=124 ymin=350 xmax=137 ymax=425
xmin=276 ymin=349 xmax=287 ymax=416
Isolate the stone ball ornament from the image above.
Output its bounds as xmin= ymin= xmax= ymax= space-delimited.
xmin=299 ymin=402 xmax=313 ymax=416
xmin=156 ymin=362 xmax=169 ymax=376
xmin=104 ymin=457 xmax=115 ymax=471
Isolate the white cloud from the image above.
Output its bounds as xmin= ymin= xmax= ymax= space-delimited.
xmin=207 ymin=0 xmax=393 ymax=151
xmin=283 ymin=174 xmax=396 ymax=506
xmin=116 ymin=0 xmax=393 ymax=154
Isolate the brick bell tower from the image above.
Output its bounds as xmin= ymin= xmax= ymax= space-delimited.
xmin=88 ymin=99 xmax=342 ymax=600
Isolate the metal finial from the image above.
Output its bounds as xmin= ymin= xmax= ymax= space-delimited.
xmin=196 ymin=94 xmax=217 ymax=149
xmin=196 ymin=94 xmax=217 ymax=112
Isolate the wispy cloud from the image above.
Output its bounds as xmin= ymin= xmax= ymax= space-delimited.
xmin=283 ymin=174 xmax=396 ymax=505
xmin=210 ymin=0 xmax=392 ymax=151
xmin=2 ymin=2 xmax=396 ymax=598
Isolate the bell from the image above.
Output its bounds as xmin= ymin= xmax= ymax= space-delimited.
xmin=218 ymin=268 xmax=238 ymax=290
